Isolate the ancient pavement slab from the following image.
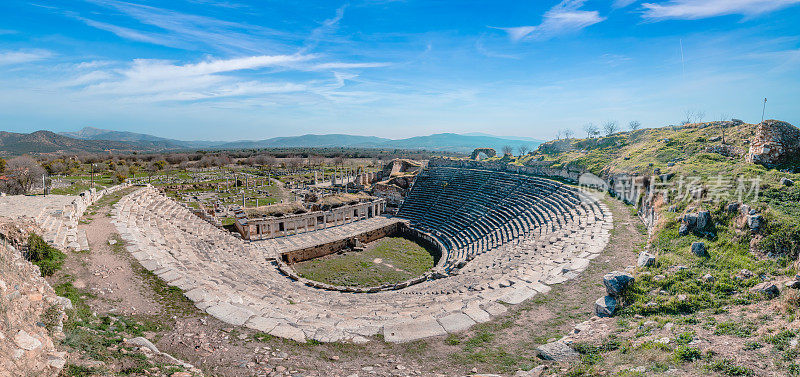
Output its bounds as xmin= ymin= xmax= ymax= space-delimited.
xmin=498 ymin=286 xmax=537 ymax=305
xmin=269 ymin=324 xmax=307 ymax=343
xmin=383 ymin=316 xmax=447 ymax=343
xmin=205 ymin=303 xmax=254 ymax=326
xmin=437 ymin=312 xmax=477 ymax=333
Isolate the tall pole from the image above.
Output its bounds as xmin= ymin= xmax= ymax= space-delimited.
xmin=761 ymin=98 xmax=767 ymax=123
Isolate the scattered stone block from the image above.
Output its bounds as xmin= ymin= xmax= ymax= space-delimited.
xmin=750 ymin=282 xmax=780 ymax=296
xmin=637 ymin=252 xmax=655 ymax=267
xmin=691 ymin=242 xmax=708 ymax=257
xmin=124 ymin=337 xmax=159 ymax=353
xmin=602 ymin=271 xmax=634 ymax=297
xmin=536 ymin=340 xmax=579 ymax=361
xmin=595 ymin=295 xmax=617 ymax=317
xmin=514 ymin=365 xmax=546 ymax=377
xmin=13 ymin=330 xmax=42 ymax=351
xmin=747 ymin=214 xmax=764 ymax=232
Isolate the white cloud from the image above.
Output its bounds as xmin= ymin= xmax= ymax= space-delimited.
xmin=0 ymin=49 xmax=53 ymax=65
xmin=641 ymin=0 xmax=800 ymax=20
xmin=494 ymin=0 xmax=604 ymax=42
xmin=123 ymin=54 xmax=314 ymax=81
xmin=613 ymin=0 xmax=638 ymax=8
xmin=61 ymin=54 xmax=314 ymax=103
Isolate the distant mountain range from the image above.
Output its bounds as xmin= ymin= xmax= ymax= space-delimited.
xmin=0 ymin=130 xmax=177 ymax=156
xmin=0 ymin=126 xmax=543 ymax=156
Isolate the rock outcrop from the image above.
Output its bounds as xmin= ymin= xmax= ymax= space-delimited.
xmin=0 ymin=241 xmax=67 ymax=376
xmin=746 ymin=120 xmax=800 ymax=167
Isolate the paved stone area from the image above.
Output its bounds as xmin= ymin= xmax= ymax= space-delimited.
xmin=110 ymin=168 xmax=612 ymax=344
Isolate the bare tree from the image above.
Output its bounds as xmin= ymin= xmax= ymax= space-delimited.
xmin=563 ymin=129 xmax=574 ymax=139
xmin=555 ymin=130 xmax=563 ymax=140
xmin=602 ymin=121 xmax=618 ymax=136
xmin=517 ymin=145 xmax=530 ymax=155
xmin=683 ymin=109 xmax=706 ymax=124
xmin=501 ymin=145 xmax=514 ymax=156
xmin=628 ymin=120 xmax=641 ymax=131
xmin=719 ymin=113 xmax=731 ymax=144
xmin=694 ymin=110 xmax=705 ymax=123
xmin=4 ymin=156 xmax=45 ymax=194
xmin=583 ymin=123 xmax=599 ymax=138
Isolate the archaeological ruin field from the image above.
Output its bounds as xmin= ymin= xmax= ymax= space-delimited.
xmin=1 ymin=119 xmax=800 ymax=377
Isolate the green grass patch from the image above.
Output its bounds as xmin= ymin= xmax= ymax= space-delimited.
xmin=293 ymin=236 xmax=435 ymax=287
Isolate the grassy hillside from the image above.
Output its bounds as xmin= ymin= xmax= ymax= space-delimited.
xmin=0 ymin=130 xmax=178 ymax=156
xmin=492 ymin=120 xmax=800 ymax=375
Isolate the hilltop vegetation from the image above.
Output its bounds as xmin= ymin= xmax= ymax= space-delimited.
xmin=492 ymin=120 xmax=800 ymax=376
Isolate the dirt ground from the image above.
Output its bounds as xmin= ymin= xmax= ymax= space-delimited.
xmin=53 ymin=191 xmax=647 ymax=377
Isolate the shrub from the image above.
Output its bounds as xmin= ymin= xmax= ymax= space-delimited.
xmin=708 ymin=359 xmax=754 ymax=376
xmin=26 ymin=234 xmax=65 ymax=276
xmin=673 ymin=345 xmax=702 ymax=362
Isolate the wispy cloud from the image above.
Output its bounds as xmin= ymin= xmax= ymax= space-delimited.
xmin=494 ymin=0 xmax=604 ymax=42
xmin=310 ymin=62 xmax=390 ymax=70
xmin=493 ymin=26 xmax=537 ymax=42
xmin=641 ymin=0 xmax=800 ymax=20
xmin=475 ymin=39 xmax=519 ymax=59
xmin=76 ymin=16 xmax=183 ymax=48
xmin=302 ymin=5 xmax=348 ymax=52
xmin=75 ymin=0 xmax=290 ymax=53
xmin=0 ymin=49 xmax=53 ymax=65
xmin=613 ymin=0 xmax=638 ymax=8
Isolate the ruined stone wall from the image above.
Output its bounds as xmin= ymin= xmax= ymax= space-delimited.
xmin=746 ymin=120 xmax=800 ymax=167
xmin=428 ymin=157 xmax=584 ymax=182
xmin=281 ymin=221 xmax=405 ymax=263
xmin=0 ymin=241 xmax=67 ymax=376
xmin=238 ymin=199 xmax=386 ymax=240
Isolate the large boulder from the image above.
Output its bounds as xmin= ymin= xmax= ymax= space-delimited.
xmin=603 ymin=271 xmax=635 ymax=297
xmin=696 ymin=211 xmax=712 ymax=231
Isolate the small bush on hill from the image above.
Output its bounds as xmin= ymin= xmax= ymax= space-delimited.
xmin=26 ymin=233 xmax=65 ymax=276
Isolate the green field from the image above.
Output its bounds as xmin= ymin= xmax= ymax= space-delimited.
xmin=293 ymin=236 xmax=435 ymax=287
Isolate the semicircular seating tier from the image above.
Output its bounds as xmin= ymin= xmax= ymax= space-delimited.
xmin=111 ymin=167 xmax=612 ymax=343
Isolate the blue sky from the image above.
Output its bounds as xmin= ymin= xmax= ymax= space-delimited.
xmin=0 ymin=0 xmax=799 ymax=141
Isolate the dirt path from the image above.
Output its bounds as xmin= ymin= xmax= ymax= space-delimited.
xmin=55 ymin=187 xmax=166 ymax=317
xmin=55 ymin=191 xmax=646 ymax=377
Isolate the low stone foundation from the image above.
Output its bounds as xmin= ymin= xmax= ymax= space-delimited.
xmin=280 ymin=221 xmax=444 ymax=267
